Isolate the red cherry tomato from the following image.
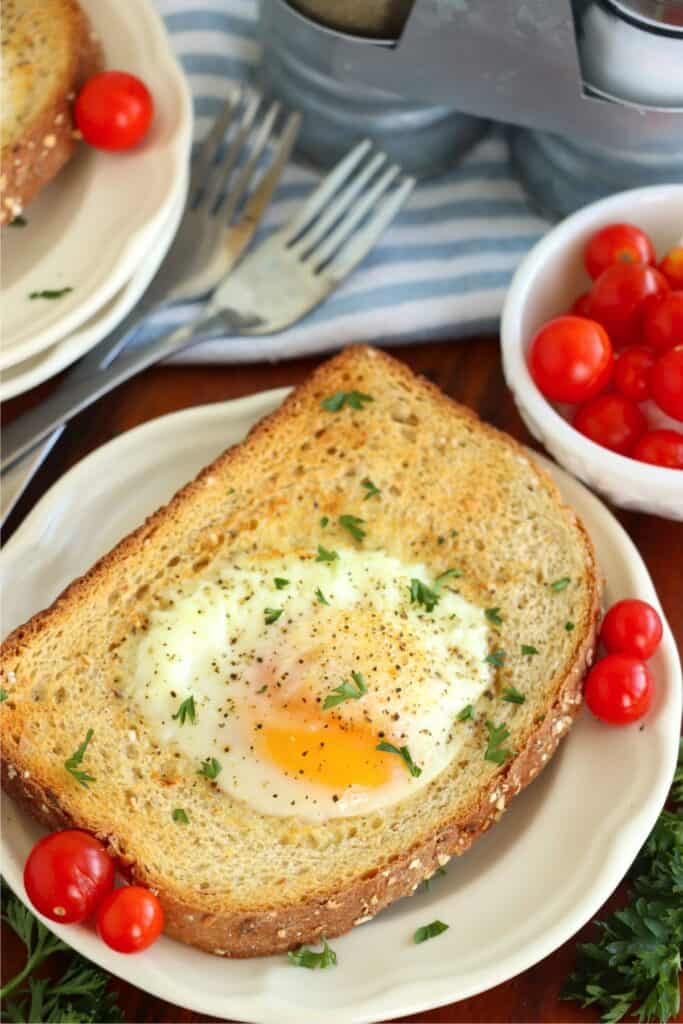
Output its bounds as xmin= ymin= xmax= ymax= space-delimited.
xmin=659 ymin=246 xmax=683 ymax=289
xmin=600 ymin=599 xmax=663 ymax=659
xmin=649 ymin=345 xmax=683 ymax=421
xmin=613 ymin=346 xmax=655 ymax=402
xmin=633 ymin=429 xmax=683 ymax=469
xmin=96 ymin=886 xmax=164 ymax=953
xmin=643 ymin=291 xmax=683 ymax=351
xmin=75 ymin=72 xmax=153 ymax=151
xmin=570 ymin=292 xmax=592 ymax=317
xmin=584 ymin=222 xmax=655 ymax=280
xmin=573 ymin=393 xmax=646 ymax=455
xmin=528 ymin=316 xmax=613 ymax=403
xmin=587 ymin=263 xmax=669 ymax=348
xmin=584 ymin=654 xmax=654 ymax=724
xmin=24 ymin=830 xmax=115 ymax=924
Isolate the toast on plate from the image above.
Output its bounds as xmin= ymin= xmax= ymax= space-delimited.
xmin=0 ymin=346 xmax=600 ymax=956
xmin=0 ymin=0 xmax=102 ymax=224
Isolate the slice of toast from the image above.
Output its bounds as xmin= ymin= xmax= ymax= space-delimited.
xmin=0 ymin=347 xmax=600 ymax=957
xmin=0 ymin=0 xmax=102 ymax=224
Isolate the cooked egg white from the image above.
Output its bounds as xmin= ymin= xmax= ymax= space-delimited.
xmin=128 ymin=549 xmax=491 ymax=821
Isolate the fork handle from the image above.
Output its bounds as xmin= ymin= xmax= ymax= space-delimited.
xmin=1 ymin=310 xmax=242 ymax=472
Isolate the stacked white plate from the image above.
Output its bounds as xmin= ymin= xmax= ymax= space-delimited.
xmin=0 ymin=0 xmax=192 ymax=402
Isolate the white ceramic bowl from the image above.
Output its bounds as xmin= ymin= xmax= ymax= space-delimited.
xmin=501 ymin=184 xmax=683 ymax=520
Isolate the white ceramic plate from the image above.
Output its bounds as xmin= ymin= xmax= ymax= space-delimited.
xmin=0 ymin=178 xmax=186 ymax=402
xmin=0 ymin=0 xmax=191 ymax=370
xmin=1 ymin=393 xmax=680 ymax=1024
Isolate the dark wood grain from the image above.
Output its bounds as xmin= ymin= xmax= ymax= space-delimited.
xmin=2 ymin=338 xmax=682 ymax=1024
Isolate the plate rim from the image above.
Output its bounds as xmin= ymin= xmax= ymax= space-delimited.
xmin=2 ymin=392 xmax=681 ymax=1024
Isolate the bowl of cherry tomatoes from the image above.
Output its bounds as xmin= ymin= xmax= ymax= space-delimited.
xmin=501 ymin=184 xmax=683 ymax=519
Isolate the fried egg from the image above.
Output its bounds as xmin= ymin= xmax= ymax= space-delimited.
xmin=128 ymin=549 xmax=491 ymax=821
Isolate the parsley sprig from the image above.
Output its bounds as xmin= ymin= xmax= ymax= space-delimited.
xmin=339 ymin=514 xmax=366 ymax=541
xmin=361 ymin=478 xmax=381 ymax=500
xmin=264 ymin=607 xmax=283 ymax=625
xmin=321 ymin=390 xmax=373 ymax=412
xmin=316 ymin=544 xmax=338 ymax=563
xmin=484 ymin=721 xmax=514 ymax=764
xmin=29 ymin=287 xmax=73 ymax=300
xmin=64 ymin=730 xmax=95 ymax=788
xmin=502 ymin=686 xmax=525 ymax=705
xmin=410 ymin=578 xmax=440 ymax=613
xmin=172 ymin=696 xmax=196 ymax=725
xmin=485 ymin=607 xmax=503 ymax=625
xmin=323 ymin=671 xmax=367 ymax=710
xmin=414 ymin=920 xmax=449 ymax=944
xmin=197 ymin=757 xmax=221 ymax=780
xmin=376 ymin=741 xmax=422 ymax=777
xmin=288 ymin=937 xmax=337 ymax=969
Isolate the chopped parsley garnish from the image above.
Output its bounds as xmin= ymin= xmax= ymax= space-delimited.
xmin=435 ymin=567 xmax=462 ymax=585
xmin=565 ymin=620 xmax=575 ymax=632
xmin=64 ymin=729 xmax=95 ymax=788
xmin=414 ymin=920 xmax=449 ymax=944
xmin=197 ymin=757 xmax=221 ymax=780
xmin=264 ymin=607 xmax=283 ymax=625
xmin=485 ymin=649 xmax=506 ymax=667
xmin=257 ymin=685 xmax=268 ymax=694
xmin=361 ymin=478 xmax=381 ymax=500
xmin=9 ymin=215 xmax=27 ymax=226
xmin=485 ymin=607 xmax=503 ymax=625
xmin=550 ymin=576 xmax=571 ymax=592
xmin=172 ymin=808 xmax=189 ymax=825
xmin=288 ymin=938 xmax=337 ymax=969
xmin=450 ymin=529 xmax=459 ymax=538
xmin=274 ymin=577 xmax=289 ymax=590
xmin=457 ymin=704 xmax=474 ymax=722
xmin=376 ymin=741 xmax=422 ymax=777
xmin=315 ymin=587 xmax=329 ymax=605
xmin=502 ymin=686 xmax=526 ymax=705
xmin=0 ymin=688 xmax=8 ymax=702
xmin=484 ymin=721 xmax=514 ymax=764
xmin=339 ymin=514 xmax=366 ymax=541
xmin=316 ymin=544 xmax=338 ymax=563
xmin=521 ymin=644 xmax=539 ymax=656
xmin=29 ymin=287 xmax=73 ymax=300
xmin=320 ymin=516 xmax=329 ymax=528
xmin=321 ymin=390 xmax=373 ymax=412
xmin=323 ymin=671 xmax=367 ymax=710
xmin=172 ymin=696 xmax=196 ymax=725
xmin=437 ymin=535 xmax=446 ymax=545
xmin=410 ymin=578 xmax=440 ymax=613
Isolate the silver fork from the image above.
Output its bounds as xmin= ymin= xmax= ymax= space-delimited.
xmin=1 ymin=90 xmax=301 ymax=521
xmin=2 ymin=141 xmax=415 ymax=470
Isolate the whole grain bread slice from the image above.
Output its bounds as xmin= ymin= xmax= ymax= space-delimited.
xmin=0 ymin=346 xmax=600 ymax=956
xmin=0 ymin=0 xmax=102 ymax=224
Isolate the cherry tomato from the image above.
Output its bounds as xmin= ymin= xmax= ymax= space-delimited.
xmin=75 ymin=72 xmax=153 ymax=151
xmin=96 ymin=886 xmax=164 ymax=953
xmin=600 ymin=599 xmax=663 ymax=659
xmin=573 ymin=393 xmax=646 ymax=455
xmin=587 ymin=263 xmax=669 ymax=348
xmin=633 ymin=429 xmax=683 ymax=469
xmin=24 ymin=830 xmax=115 ymax=924
xmin=649 ymin=345 xmax=683 ymax=422
xmin=570 ymin=292 xmax=591 ymax=317
xmin=613 ymin=346 xmax=655 ymax=402
xmin=584 ymin=222 xmax=655 ymax=280
xmin=528 ymin=316 xmax=613 ymax=403
xmin=584 ymin=654 xmax=654 ymax=724
xmin=643 ymin=291 xmax=683 ymax=351
xmin=659 ymin=246 xmax=683 ymax=289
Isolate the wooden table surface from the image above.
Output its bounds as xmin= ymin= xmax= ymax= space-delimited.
xmin=2 ymin=337 xmax=682 ymax=1024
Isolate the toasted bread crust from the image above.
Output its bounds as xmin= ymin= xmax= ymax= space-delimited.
xmin=0 ymin=0 xmax=102 ymax=224
xmin=0 ymin=346 xmax=601 ymax=956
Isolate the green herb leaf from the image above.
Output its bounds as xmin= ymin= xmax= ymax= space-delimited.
xmin=316 ymin=544 xmax=338 ymax=563
xmin=457 ymin=704 xmax=474 ymax=721
xmin=435 ymin=567 xmax=462 ymax=586
xmin=485 ymin=649 xmax=506 ymax=667
xmin=321 ymin=390 xmax=373 ymax=412
xmin=550 ymin=576 xmax=571 ymax=592
xmin=450 ymin=529 xmax=459 ymax=538
xmin=172 ymin=696 xmax=196 ymax=725
xmin=414 ymin=920 xmax=449 ymax=944
xmin=274 ymin=577 xmax=289 ymax=590
xmin=197 ymin=757 xmax=221 ymax=780
xmin=288 ymin=938 xmax=337 ymax=969
xmin=484 ymin=721 xmax=514 ymax=764
xmin=29 ymin=287 xmax=73 ymax=300
xmin=323 ymin=671 xmax=367 ymax=710
xmin=339 ymin=514 xmax=366 ymax=541
xmin=9 ymin=215 xmax=27 ymax=226
xmin=485 ymin=607 xmax=503 ymax=625
xmin=502 ymin=686 xmax=526 ymax=705
xmin=320 ymin=516 xmax=329 ymax=527
xmin=172 ymin=808 xmax=189 ymax=824
xmin=410 ymin=578 xmax=440 ymax=613
xmin=64 ymin=729 xmax=95 ymax=788
xmin=437 ymin=535 xmax=446 ymax=545
xmin=376 ymin=741 xmax=422 ymax=777
xmin=257 ymin=684 xmax=268 ymax=694
xmin=565 ymin=620 xmax=575 ymax=632
xmin=315 ymin=587 xmax=329 ymax=605
xmin=0 ymin=688 xmax=8 ymax=702
xmin=264 ymin=607 xmax=283 ymax=625
xmin=361 ymin=478 xmax=381 ymax=500
xmin=421 ymin=865 xmax=448 ymax=890
xmin=521 ymin=644 xmax=539 ymax=656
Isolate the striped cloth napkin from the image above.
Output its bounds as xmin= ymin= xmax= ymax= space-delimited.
xmin=155 ymin=0 xmax=549 ymax=363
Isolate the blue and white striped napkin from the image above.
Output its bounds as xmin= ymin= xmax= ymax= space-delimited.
xmin=154 ymin=0 xmax=549 ymax=363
